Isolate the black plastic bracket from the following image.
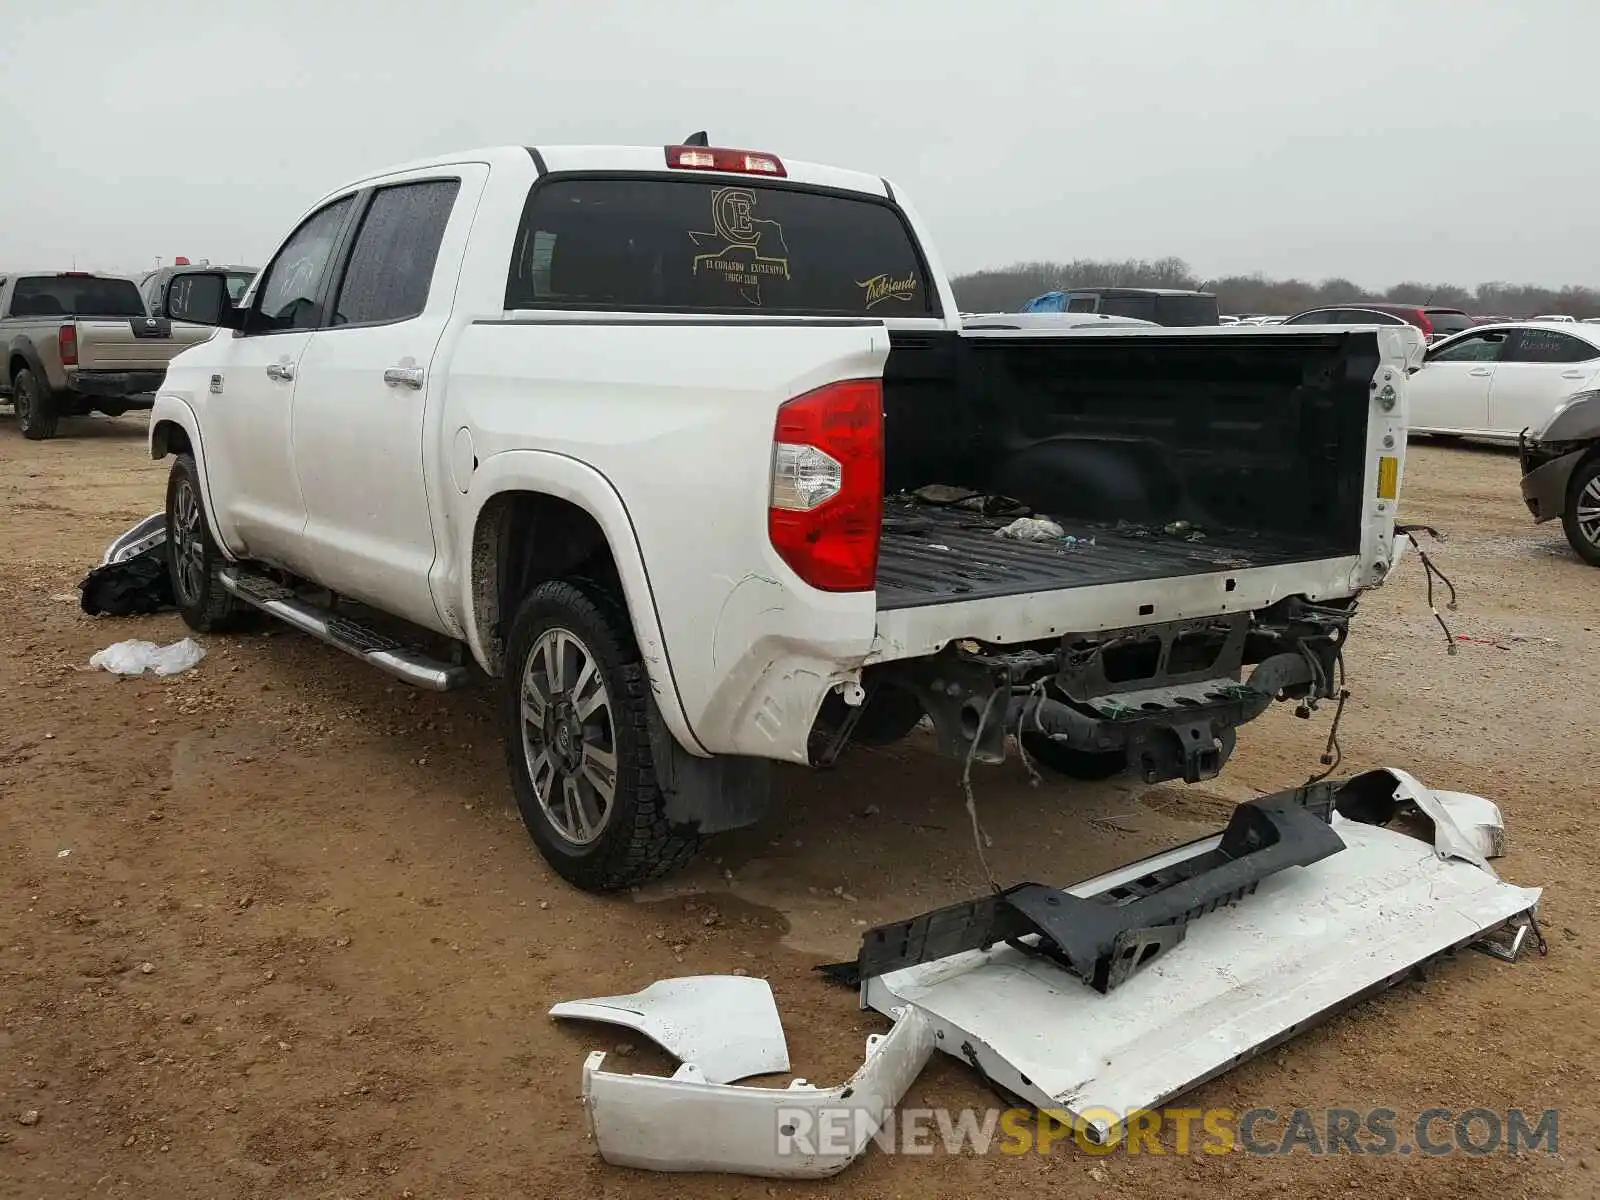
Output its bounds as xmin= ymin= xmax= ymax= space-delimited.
xmin=852 ymin=788 xmax=1347 ymax=994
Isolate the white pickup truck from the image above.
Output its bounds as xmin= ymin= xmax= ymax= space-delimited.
xmin=150 ymin=141 xmax=1416 ymax=892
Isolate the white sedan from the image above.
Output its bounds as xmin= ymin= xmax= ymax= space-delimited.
xmin=1407 ymin=321 xmax=1600 ymax=443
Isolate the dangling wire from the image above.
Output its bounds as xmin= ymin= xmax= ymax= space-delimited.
xmin=961 ymin=689 xmax=1004 ymax=896
xmin=1305 ymin=643 xmax=1351 ymax=785
xmin=1011 ymin=680 xmax=1047 ymax=789
xmin=1397 ymin=524 xmax=1460 ymax=654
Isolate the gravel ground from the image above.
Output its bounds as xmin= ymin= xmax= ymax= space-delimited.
xmin=0 ymin=416 xmax=1594 ymax=1199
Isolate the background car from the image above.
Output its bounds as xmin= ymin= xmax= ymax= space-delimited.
xmin=1406 ymin=321 xmax=1600 ymax=442
xmin=1281 ymin=302 xmax=1474 ymax=342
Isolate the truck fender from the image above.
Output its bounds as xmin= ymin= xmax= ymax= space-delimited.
xmin=461 ymin=449 xmax=708 ymax=758
xmin=6 ymin=337 xmax=47 ymax=388
xmin=147 ymin=394 xmax=241 ymax=560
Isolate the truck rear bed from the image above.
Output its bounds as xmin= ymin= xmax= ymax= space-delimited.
xmin=876 ymin=500 xmax=1334 ymax=610
xmin=877 ymin=326 xmax=1382 ymax=613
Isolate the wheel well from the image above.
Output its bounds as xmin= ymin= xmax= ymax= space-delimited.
xmin=471 ymin=491 xmax=621 ymax=675
xmin=8 ymin=354 xmax=29 ymax=384
xmin=150 ymin=420 xmax=192 ymax=460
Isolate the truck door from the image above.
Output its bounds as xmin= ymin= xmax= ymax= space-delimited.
xmin=205 ymin=194 xmax=359 ymax=570
xmin=289 ymin=166 xmax=485 ymax=630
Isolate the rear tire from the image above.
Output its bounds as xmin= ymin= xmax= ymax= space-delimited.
xmin=165 ymin=454 xmax=249 ymax=631
xmin=1560 ymin=454 xmax=1600 ymax=567
xmin=502 ymin=579 xmax=697 ymax=891
xmin=13 ymin=369 xmax=58 ymax=440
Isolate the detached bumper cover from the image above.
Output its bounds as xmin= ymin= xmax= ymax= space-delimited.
xmin=581 ymin=1006 xmax=936 ymax=1178
xmin=551 ymin=975 xmax=789 ymax=1085
xmin=853 ymin=792 xmax=1345 ymax=993
xmin=862 ymin=804 xmax=1539 ymax=1145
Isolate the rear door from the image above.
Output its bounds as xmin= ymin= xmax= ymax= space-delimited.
xmin=1408 ymin=329 xmax=1508 ymax=433
xmin=1488 ymin=328 xmax=1600 ymax=438
xmin=290 ymin=168 xmax=481 ymax=628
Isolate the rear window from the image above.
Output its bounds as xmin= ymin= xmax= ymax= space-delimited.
xmin=225 ymin=272 xmax=255 ymax=301
xmin=1425 ymin=310 xmax=1473 ymax=337
xmin=505 ymin=177 xmax=936 ymax=316
xmin=1152 ymin=295 xmax=1219 ymax=326
xmin=9 ymin=275 xmax=145 ymax=319
xmin=1097 ymin=295 xmax=1158 ymax=321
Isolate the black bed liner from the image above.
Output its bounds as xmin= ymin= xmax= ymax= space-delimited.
xmin=875 ymin=499 xmax=1339 ymax=610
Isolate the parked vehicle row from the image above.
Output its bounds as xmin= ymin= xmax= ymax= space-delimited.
xmin=1 ymin=264 xmax=257 ymax=440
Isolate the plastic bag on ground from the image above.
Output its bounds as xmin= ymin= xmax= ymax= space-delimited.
xmin=89 ymin=638 xmax=206 ymax=677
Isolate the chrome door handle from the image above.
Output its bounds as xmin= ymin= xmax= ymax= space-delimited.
xmin=1468 ymin=368 xmax=1491 ymax=376
xmin=265 ymin=362 xmax=295 ymax=382
xmin=383 ymin=366 xmax=425 ymax=390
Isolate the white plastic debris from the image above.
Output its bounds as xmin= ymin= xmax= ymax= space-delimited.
xmin=995 ymin=516 xmax=1065 ymax=541
xmin=551 ymin=975 xmax=790 ymax=1084
xmin=581 ymin=1005 xmax=935 ymax=1178
xmin=89 ymin=638 xmax=206 ymax=677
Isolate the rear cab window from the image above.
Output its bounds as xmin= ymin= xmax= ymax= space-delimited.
xmin=505 ymin=176 xmax=938 ymax=317
xmin=9 ymin=275 xmax=145 ymax=319
xmin=1424 ymin=310 xmax=1474 ymax=338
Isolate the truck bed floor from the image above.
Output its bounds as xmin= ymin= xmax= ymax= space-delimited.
xmin=875 ymin=499 xmax=1338 ymax=610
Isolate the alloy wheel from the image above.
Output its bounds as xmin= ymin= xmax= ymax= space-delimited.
xmin=519 ymin=627 xmax=619 ymax=846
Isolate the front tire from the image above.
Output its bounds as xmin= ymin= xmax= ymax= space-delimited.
xmin=502 ymin=580 xmax=697 ymax=891
xmin=1561 ymin=454 xmax=1600 ymax=567
xmin=13 ymin=369 xmax=58 ymax=440
xmin=165 ymin=454 xmax=248 ymax=631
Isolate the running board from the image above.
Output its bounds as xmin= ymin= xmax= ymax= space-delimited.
xmin=218 ymin=567 xmax=469 ymax=691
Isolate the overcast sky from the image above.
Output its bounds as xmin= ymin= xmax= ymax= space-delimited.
xmin=2 ymin=0 xmax=1595 ymax=289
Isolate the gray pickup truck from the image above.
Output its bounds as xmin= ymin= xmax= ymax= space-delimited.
xmin=1 ymin=271 xmax=211 ymax=439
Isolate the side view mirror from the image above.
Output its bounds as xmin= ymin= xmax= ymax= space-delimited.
xmin=164 ymin=271 xmax=241 ymax=328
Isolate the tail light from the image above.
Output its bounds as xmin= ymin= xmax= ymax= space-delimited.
xmin=665 ymin=145 xmax=786 ymax=177
xmin=1413 ymin=311 xmax=1434 ymax=339
xmin=768 ymin=379 xmax=883 ymax=592
xmin=59 ymin=324 xmax=78 ymax=366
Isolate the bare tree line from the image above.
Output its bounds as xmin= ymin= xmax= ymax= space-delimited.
xmin=949 ymin=257 xmax=1600 ymax=319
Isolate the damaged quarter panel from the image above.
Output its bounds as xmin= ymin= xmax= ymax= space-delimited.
xmin=1519 ymin=390 xmax=1600 ymax=524
xmin=1535 ymin=389 xmax=1600 ymax=443
xmin=442 ymin=318 xmax=888 ymax=761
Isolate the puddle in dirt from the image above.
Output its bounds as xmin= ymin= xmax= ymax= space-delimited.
xmin=628 ymin=750 xmax=1228 ymax=959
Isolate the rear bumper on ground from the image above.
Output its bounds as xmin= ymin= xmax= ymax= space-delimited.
xmin=1518 ymin=440 xmax=1586 ymax=523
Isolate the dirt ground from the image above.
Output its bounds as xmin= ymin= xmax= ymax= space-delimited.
xmin=0 ymin=414 xmax=1594 ymax=1200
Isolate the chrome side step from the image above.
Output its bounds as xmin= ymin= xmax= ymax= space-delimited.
xmin=218 ymin=567 xmax=469 ymax=691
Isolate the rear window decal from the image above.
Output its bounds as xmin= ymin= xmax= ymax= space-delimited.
xmin=689 ymin=187 xmax=791 ymax=305
xmin=857 ymin=272 xmax=918 ymax=309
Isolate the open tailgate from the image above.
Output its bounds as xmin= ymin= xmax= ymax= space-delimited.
xmin=858 ymin=777 xmax=1539 ymax=1144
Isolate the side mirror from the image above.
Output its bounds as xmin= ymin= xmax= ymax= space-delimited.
xmin=164 ymin=271 xmax=240 ymax=328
